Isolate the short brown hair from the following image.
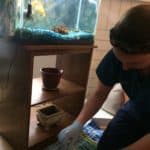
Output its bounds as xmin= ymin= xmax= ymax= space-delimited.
xmin=110 ymin=4 xmax=150 ymax=54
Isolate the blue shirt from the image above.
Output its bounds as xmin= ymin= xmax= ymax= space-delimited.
xmin=96 ymin=49 xmax=150 ymax=113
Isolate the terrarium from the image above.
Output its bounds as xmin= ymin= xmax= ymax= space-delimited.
xmin=1 ymin=0 xmax=101 ymax=44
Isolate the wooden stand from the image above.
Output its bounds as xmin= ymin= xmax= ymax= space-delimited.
xmin=0 ymin=39 xmax=94 ymax=150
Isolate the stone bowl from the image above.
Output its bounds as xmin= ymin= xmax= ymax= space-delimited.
xmin=37 ymin=104 xmax=63 ymax=130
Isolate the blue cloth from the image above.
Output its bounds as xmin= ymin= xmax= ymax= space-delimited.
xmin=96 ymin=49 xmax=150 ymax=113
xmin=13 ymin=27 xmax=94 ymax=45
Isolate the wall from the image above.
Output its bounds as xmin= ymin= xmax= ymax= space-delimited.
xmin=33 ymin=55 xmax=56 ymax=78
xmin=86 ymin=0 xmax=147 ymax=98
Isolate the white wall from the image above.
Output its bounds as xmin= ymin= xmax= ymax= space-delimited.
xmin=33 ymin=55 xmax=56 ymax=78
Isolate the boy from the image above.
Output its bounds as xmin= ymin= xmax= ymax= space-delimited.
xmin=58 ymin=4 xmax=150 ymax=150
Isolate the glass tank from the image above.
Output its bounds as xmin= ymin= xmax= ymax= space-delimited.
xmin=1 ymin=0 xmax=101 ymax=44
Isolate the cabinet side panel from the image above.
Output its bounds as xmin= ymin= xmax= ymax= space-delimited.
xmin=0 ymin=39 xmax=32 ymax=150
xmin=56 ymin=50 xmax=93 ymax=117
xmin=56 ymin=51 xmax=93 ymax=87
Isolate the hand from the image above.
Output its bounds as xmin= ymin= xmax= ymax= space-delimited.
xmin=58 ymin=120 xmax=83 ymax=149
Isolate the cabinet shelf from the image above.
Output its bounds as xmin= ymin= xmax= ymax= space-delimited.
xmin=31 ymin=78 xmax=85 ymax=106
xmin=23 ymin=45 xmax=94 ymax=55
xmin=28 ymin=105 xmax=74 ymax=148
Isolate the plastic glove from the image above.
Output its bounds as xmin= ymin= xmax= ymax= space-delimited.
xmin=58 ymin=120 xmax=83 ymax=149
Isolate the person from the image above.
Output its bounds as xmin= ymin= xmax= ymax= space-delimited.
xmin=58 ymin=4 xmax=150 ymax=150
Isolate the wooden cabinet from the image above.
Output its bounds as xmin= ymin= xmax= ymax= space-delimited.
xmin=0 ymin=39 xmax=94 ymax=150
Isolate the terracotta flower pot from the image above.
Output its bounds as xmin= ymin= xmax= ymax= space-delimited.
xmin=40 ymin=67 xmax=63 ymax=90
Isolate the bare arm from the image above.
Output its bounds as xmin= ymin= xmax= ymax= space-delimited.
xmin=76 ymin=79 xmax=112 ymax=124
xmin=123 ymin=134 xmax=150 ymax=150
